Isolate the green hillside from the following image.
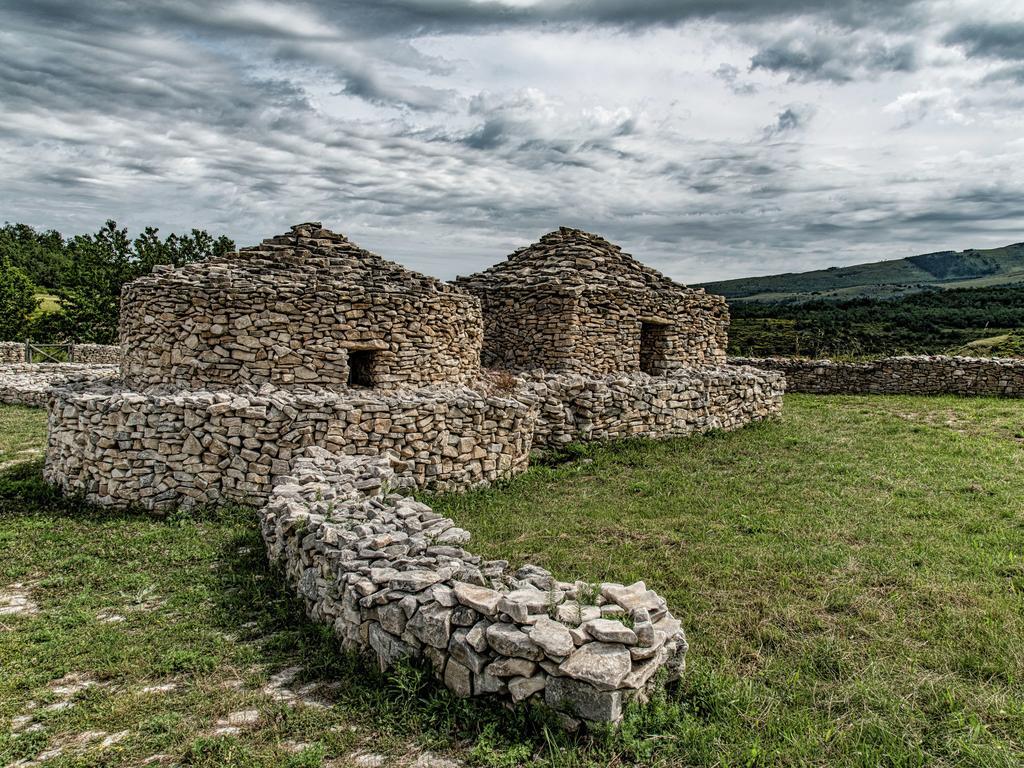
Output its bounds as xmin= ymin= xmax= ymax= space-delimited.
xmin=699 ymin=242 xmax=1024 ymax=302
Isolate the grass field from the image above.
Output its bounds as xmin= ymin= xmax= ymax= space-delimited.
xmin=2 ymin=396 xmax=1024 ymax=767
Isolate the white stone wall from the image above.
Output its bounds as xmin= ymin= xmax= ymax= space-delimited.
xmin=44 ymin=366 xmax=784 ymax=509
xmin=44 ymin=382 xmax=535 ymax=509
xmin=0 ymin=342 xmax=25 ymax=364
xmin=71 ymin=344 xmax=121 ymax=364
xmin=261 ymin=447 xmax=688 ymax=726
xmin=731 ymin=356 xmax=1024 ymax=397
xmin=0 ymin=364 xmax=117 ymax=407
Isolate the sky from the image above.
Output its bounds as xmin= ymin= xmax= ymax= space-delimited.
xmin=1 ymin=1 xmax=1022 ymax=283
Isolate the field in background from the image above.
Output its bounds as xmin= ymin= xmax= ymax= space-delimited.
xmin=3 ymin=396 xmax=1024 ymax=766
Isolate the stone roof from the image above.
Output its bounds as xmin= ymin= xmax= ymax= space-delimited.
xmin=147 ymin=222 xmax=465 ymax=297
xmin=456 ymin=227 xmax=691 ymax=294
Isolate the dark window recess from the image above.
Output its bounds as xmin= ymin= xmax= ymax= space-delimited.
xmin=639 ymin=322 xmax=670 ymax=374
xmin=347 ymin=350 xmax=378 ymax=387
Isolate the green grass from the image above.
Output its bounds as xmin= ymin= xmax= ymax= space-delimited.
xmin=32 ymin=292 xmax=62 ymax=316
xmin=0 ymin=405 xmax=47 ymax=465
xmin=2 ymin=396 xmax=1024 ymax=766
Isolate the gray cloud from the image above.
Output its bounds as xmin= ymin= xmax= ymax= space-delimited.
xmin=0 ymin=0 xmax=926 ymax=41
xmin=714 ymin=63 xmax=758 ymax=94
xmin=762 ymin=105 xmax=816 ymax=139
xmin=0 ymin=0 xmax=1021 ymax=285
xmin=983 ymin=65 xmax=1024 ymax=85
xmin=750 ymin=28 xmax=918 ymax=83
xmin=944 ymin=22 xmax=1024 ymax=61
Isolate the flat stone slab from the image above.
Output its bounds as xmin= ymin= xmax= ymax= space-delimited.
xmin=453 ymin=583 xmax=501 ymax=616
xmin=582 ymin=618 xmax=638 ymax=646
xmin=529 ymin=617 xmax=575 ymax=658
xmin=601 ymin=581 xmax=665 ymax=613
xmin=559 ymin=642 xmax=632 ymax=691
xmin=485 ymin=622 xmax=544 ymax=661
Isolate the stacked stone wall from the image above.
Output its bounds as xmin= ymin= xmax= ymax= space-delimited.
xmin=261 ymin=447 xmax=688 ymax=726
xmin=0 ymin=342 xmax=24 ymax=363
xmin=44 ymin=366 xmax=784 ymax=510
xmin=44 ymin=383 xmax=534 ymax=509
xmin=120 ymin=224 xmax=482 ymax=392
xmin=0 ymin=343 xmax=121 ymax=365
xmin=71 ymin=344 xmax=121 ymax=364
xmin=731 ymin=356 xmax=1024 ymax=397
xmin=0 ymin=364 xmax=117 ymax=407
xmin=518 ymin=366 xmax=784 ymax=448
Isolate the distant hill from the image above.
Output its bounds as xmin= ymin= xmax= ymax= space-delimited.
xmin=698 ymin=242 xmax=1024 ymax=303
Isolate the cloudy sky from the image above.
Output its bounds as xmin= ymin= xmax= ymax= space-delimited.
xmin=1 ymin=0 xmax=1022 ymax=282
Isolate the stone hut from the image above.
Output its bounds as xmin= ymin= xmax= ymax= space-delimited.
xmin=121 ymin=223 xmax=482 ymax=391
xmin=455 ymin=228 xmax=728 ymax=375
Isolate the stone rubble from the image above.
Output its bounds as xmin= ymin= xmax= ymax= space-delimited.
xmin=260 ymin=446 xmax=689 ymax=726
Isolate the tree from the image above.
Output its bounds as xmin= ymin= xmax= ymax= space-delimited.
xmin=0 ymin=259 xmax=40 ymax=341
xmin=56 ymin=221 xmax=138 ymax=344
xmin=0 ymin=220 xmax=236 ymax=343
xmin=0 ymin=223 xmax=67 ymax=289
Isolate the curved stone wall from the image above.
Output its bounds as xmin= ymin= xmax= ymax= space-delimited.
xmin=731 ymin=356 xmax=1024 ymax=397
xmin=262 ymin=447 xmax=688 ymax=726
xmin=0 ymin=364 xmax=116 ymax=406
xmin=517 ymin=366 xmax=784 ymax=448
xmin=45 ymin=383 xmax=534 ymax=509
xmin=44 ymin=366 xmax=784 ymax=510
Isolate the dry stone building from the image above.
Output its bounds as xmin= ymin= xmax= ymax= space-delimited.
xmin=455 ymin=228 xmax=728 ymax=375
xmin=39 ymin=221 xmax=785 ymax=728
xmin=121 ymin=223 xmax=482 ymax=391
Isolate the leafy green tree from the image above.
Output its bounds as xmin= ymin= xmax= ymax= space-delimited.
xmin=0 ymin=223 xmax=67 ymax=289
xmin=55 ymin=221 xmax=136 ymax=343
xmin=51 ymin=221 xmax=235 ymax=343
xmin=0 ymin=259 xmax=40 ymax=341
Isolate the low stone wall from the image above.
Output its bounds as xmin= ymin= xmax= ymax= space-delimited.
xmin=261 ymin=446 xmax=687 ymax=726
xmin=0 ymin=343 xmax=121 ymax=364
xmin=0 ymin=364 xmax=117 ymax=407
xmin=44 ymin=366 xmax=784 ymax=509
xmin=518 ymin=366 xmax=785 ymax=448
xmin=70 ymin=344 xmax=121 ymax=364
xmin=0 ymin=342 xmax=25 ymax=363
xmin=44 ymin=383 xmax=534 ymax=509
xmin=731 ymin=356 xmax=1024 ymax=397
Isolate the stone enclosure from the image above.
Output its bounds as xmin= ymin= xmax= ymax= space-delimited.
xmin=38 ymin=222 xmax=785 ymax=726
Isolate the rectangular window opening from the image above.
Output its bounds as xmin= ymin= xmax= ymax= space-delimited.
xmin=347 ymin=349 xmax=378 ymax=388
xmin=640 ymin=322 xmax=670 ymax=374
